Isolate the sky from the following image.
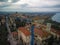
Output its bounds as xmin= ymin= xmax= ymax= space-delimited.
xmin=0 ymin=0 xmax=60 ymax=12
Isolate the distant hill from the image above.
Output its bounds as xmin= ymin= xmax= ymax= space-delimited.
xmin=0 ymin=12 xmax=56 ymax=16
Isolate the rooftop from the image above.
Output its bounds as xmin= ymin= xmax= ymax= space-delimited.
xmin=51 ymin=28 xmax=60 ymax=36
xmin=34 ymin=28 xmax=50 ymax=38
xmin=12 ymin=31 xmax=18 ymax=37
xmin=18 ymin=27 xmax=30 ymax=36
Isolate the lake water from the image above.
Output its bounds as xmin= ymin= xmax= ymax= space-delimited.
xmin=52 ymin=13 xmax=60 ymax=23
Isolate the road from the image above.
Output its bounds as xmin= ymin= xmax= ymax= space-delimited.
xmin=6 ymin=16 xmax=17 ymax=45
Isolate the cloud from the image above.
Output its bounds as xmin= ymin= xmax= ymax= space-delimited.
xmin=41 ymin=4 xmax=60 ymax=8
xmin=0 ymin=0 xmax=8 ymax=2
xmin=1 ymin=6 xmax=60 ymax=12
xmin=0 ymin=2 xmax=11 ymax=8
xmin=29 ymin=8 xmax=60 ymax=12
xmin=8 ymin=0 xmax=20 ymax=3
xmin=12 ymin=0 xmax=20 ymax=3
xmin=0 ymin=0 xmax=60 ymax=12
xmin=28 ymin=0 xmax=60 ymax=8
xmin=20 ymin=4 xmax=29 ymax=8
xmin=53 ymin=5 xmax=60 ymax=8
xmin=0 ymin=0 xmax=20 ymax=2
xmin=0 ymin=0 xmax=20 ymax=8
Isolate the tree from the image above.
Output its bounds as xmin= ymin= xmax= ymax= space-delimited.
xmin=0 ymin=24 xmax=9 ymax=45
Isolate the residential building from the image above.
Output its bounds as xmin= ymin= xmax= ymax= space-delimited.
xmin=18 ymin=27 xmax=31 ymax=45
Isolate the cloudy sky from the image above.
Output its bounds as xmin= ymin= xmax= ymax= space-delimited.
xmin=0 ymin=0 xmax=60 ymax=12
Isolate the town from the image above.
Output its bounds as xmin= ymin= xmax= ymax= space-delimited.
xmin=0 ymin=12 xmax=60 ymax=45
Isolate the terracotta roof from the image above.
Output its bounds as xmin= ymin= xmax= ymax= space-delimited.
xmin=34 ymin=28 xmax=50 ymax=38
xmin=51 ymin=28 xmax=60 ymax=36
xmin=12 ymin=32 xmax=18 ymax=35
xmin=12 ymin=32 xmax=18 ymax=37
xmin=18 ymin=27 xmax=30 ymax=36
xmin=34 ymin=28 xmax=44 ymax=38
xmin=39 ymin=24 xmax=60 ymax=36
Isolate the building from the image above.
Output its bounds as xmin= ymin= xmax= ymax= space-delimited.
xmin=12 ymin=31 xmax=18 ymax=40
xmin=38 ymin=23 xmax=60 ymax=40
xmin=50 ymin=28 xmax=60 ymax=39
xmin=18 ymin=27 xmax=31 ymax=45
xmin=34 ymin=28 xmax=51 ymax=45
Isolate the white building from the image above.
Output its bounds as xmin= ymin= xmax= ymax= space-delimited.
xmin=18 ymin=27 xmax=31 ymax=45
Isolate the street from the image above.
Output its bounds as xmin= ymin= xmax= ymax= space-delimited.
xmin=6 ymin=16 xmax=17 ymax=45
